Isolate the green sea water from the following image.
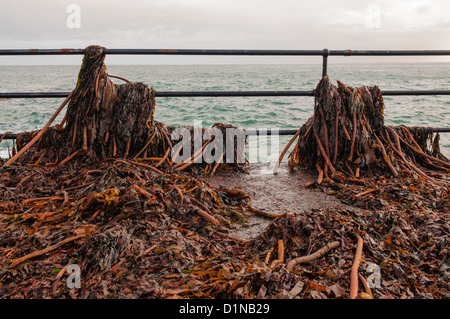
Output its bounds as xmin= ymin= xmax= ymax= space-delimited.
xmin=1 ymin=63 xmax=449 ymax=160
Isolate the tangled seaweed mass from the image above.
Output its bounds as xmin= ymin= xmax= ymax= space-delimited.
xmin=0 ymin=45 xmax=449 ymax=299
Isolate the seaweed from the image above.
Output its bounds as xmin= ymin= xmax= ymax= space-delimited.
xmin=276 ymin=75 xmax=450 ymax=185
xmin=8 ymin=45 xmax=247 ymax=175
xmin=0 ymin=48 xmax=448 ymax=300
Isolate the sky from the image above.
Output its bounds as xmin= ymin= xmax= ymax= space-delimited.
xmin=1 ymin=0 xmax=450 ymax=65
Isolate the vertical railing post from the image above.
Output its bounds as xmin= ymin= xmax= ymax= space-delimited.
xmin=322 ymin=49 xmax=329 ymax=77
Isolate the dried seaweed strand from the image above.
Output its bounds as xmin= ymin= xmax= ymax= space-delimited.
xmin=273 ymin=129 xmax=301 ymax=174
xmin=6 ymin=91 xmax=74 ymax=165
xmin=10 ymin=234 xmax=85 ymax=268
xmin=350 ymin=234 xmax=364 ymax=299
xmin=269 ymin=239 xmax=285 ymax=269
xmin=287 ymin=241 xmax=340 ymax=271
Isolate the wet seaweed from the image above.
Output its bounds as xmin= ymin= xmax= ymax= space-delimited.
xmin=8 ymin=45 xmax=247 ymax=175
xmin=276 ymin=76 xmax=450 ymax=185
xmin=0 ymin=47 xmax=448 ymax=300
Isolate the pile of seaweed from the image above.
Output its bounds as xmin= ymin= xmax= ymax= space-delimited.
xmin=279 ymin=75 xmax=450 ymax=213
xmin=7 ymin=45 xmax=247 ymax=175
xmin=0 ymin=160 xmax=260 ymax=298
xmin=1 ymin=161 xmax=448 ymax=299
xmin=0 ymin=47 xmax=449 ymax=299
xmin=275 ymin=75 xmax=450 ymax=185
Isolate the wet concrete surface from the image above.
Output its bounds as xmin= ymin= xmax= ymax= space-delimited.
xmin=201 ymin=163 xmax=359 ymax=240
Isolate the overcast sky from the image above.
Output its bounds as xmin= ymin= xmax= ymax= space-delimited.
xmin=1 ymin=0 xmax=450 ymax=64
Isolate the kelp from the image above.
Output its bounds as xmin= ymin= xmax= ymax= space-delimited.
xmin=1 ymin=174 xmax=448 ymax=299
xmin=0 ymin=49 xmax=449 ymax=299
xmin=0 ymin=156 xmax=269 ymax=297
xmin=0 ymin=45 xmax=257 ymax=298
xmin=276 ymin=75 xmax=450 ymax=186
xmin=9 ymin=45 xmax=247 ymax=174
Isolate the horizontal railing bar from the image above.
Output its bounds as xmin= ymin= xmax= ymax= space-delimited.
xmin=1 ymin=133 xmax=17 ymax=139
xmin=107 ymin=49 xmax=327 ymax=56
xmin=331 ymin=49 xmax=450 ymax=56
xmin=244 ymin=129 xmax=299 ymax=136
xmin=1 ymin=49 xmax=450 ymax=56
xmin=2 ymin=90 xmax=450 ymax=99
xmin=0 ymin=92 xmax=70 ymax=98
xmin=0 ymin=49 xmax=85 ymax=55
xmin=3 ymin=127 xmax=450 ymax=141
xmin=0 ymin=49 xmax=324 ymax=56
xmin=158 ymin=91 xmax=313 ymax=97
xmin=246 ymin=127 xmax=450 ymax=135
xmin=0 ymin=91 xmax=314 ymax=99
xmin=381 ymin=90 xmax=450 ymax=96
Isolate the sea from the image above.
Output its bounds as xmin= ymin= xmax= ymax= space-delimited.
xmin=1 ymin=63 xmax=450 ymax=162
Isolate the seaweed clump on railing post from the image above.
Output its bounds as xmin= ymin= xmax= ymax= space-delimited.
xmin=7 ymin=45 xmax=162 ymax=164
xmin=6 ymin=45 xmax=247 ymax=175
xmin=275 ymin=75 xmax=450 ymax=191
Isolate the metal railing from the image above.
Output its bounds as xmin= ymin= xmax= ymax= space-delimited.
xmin=1 ymin=48 xmax=450 ymax=140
